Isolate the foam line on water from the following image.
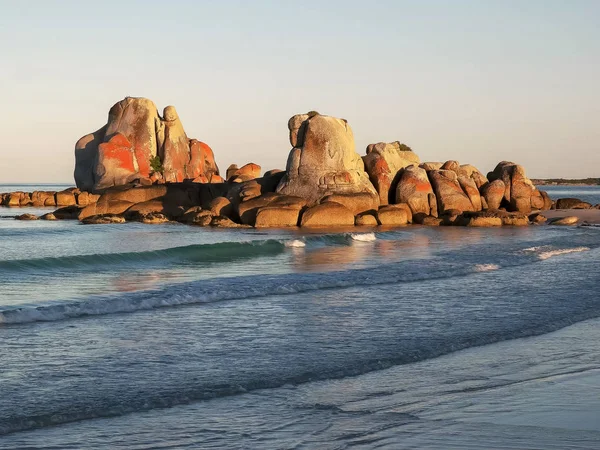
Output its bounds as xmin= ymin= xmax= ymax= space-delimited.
xmin=0 ymin=248 xmax=570 ymax=325
xmin=538 ymin=247 xmax=590 ymax=260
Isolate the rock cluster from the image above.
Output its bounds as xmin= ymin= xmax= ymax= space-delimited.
xmin=74 ymin=97 xmax=220 ymax=192
xmin=363 ymin=141 xmax=420 ymax=204
xmin=4 ymin=107 xmax=569 ymax=229
xmin=1 ymin=188 xmax=99 ymax=207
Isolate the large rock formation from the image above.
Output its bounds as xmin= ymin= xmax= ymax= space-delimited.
xmin=276 ymin=113 xmax=379 ymax=208
xmin=363 ymin=142 xmax=420 ymax=204
xmin=395 ymin=165 xmax=435 ymax=215
xmin=74 ymin=97 xmax=220 ymax=192
xmin=428 ymin=170 xmax=476 ymax=214
xmin=187 ymin=140 xmax=220 ymax=182
xmin=487 ymin=162 xmax=545 ymax=213
xmin=481 ymin=179 xmax=505 ymax=210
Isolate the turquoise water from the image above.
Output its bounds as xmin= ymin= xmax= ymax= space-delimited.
xmin=0 ymin=185 xmax=599 ymax=449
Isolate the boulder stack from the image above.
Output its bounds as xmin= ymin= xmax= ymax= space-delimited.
xmin=276 ymin=112 xmax=379 ymax=209
xmin=486 ymin=162 xmax=544 ymax=213
xmin=363 ymin=141 xmax=420 ymax=205
xmin=74 ymin=97 xmax=220 ymax=192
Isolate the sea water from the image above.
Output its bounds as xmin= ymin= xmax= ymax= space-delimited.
xmin=0 ymin=185 xmax=599 ymax=449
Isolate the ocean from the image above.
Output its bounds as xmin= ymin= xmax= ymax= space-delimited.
xmin=1 ymin=185 xmax=599 ymax=449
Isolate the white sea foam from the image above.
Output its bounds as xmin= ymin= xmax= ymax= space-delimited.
xmin=538 ymin=247 xmax=590 ymax=260
xmin=474 ymin=264 xmax=500 ymax=272
xmin=284 ymin=239 xmax=306 ymax=248
xmin=522 ymin=246 xmax=545 ymax=252
xmin=580 ymin=222 xmax=600 ymax=229
xmin=350 ymin=232 xmax=376 ymax=242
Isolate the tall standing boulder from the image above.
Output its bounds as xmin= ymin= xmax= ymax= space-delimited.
xmin=488 ymin=161 xmax=514 ymax=203
xmin=363 ymin=142 xmax=421 ymax=204
xmin=74 ymin=126 xmax=106 ymax=192
xmin=487 ymin=161 xmax=541 ymax=213
xmin=104 ymin=97 xmax=162 ymax=180
xmin=395 ymin=165 xmax=435 ymax=215
xmin=508 ymin=165 xmax=535 ymax=213
xmin=458 ymin=176 xmax=482 ymax=211
xmin=429 ymin=170 xmax=475 ymax=213
xmin=481 ymin=179 xmax=505 ymax=210
xmin=276 ymin=113 xmax=379 ymax=208
xmin=160 ymin=106 xmax=189 ymax=183
xmin=74 ymin=97 xmax=220 ymax=192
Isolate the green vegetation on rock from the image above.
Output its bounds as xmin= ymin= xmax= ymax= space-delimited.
xmin=149 ymin=155 xmax=163 ymax=173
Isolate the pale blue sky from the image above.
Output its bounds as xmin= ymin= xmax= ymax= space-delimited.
xmin=1 ymin=0 xmax=598 ymax=182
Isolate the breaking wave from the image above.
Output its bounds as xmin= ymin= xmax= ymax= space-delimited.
xmin=350 ymin=232 xmax=377 ymax=242
xmin=0 ymin=240 xmax=288 ymax=272
xmin=538 ymin=247 xmax=590 ymax=260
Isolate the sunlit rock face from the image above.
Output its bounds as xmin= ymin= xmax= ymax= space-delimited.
xmin=74 ymin=97 xmax=220 ymax=192
xmin=487 ymin=161 xmax=544 ymax=213
xmin=276 ymin=112 xmax=379 ymax=208
xmin=363 ymin=141 xmax=421 ymax=205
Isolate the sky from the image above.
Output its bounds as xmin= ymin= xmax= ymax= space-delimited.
xmin=0 ymin=0 xmax=598 ymax=183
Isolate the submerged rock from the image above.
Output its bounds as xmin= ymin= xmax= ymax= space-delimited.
xmin=81 ymin=214 xmax=126 ymax=224
xmin=15 ymin=213 xmax=38 ymax=220
xmin=211 ymin=216 xmax=251 ymax=228
xmin=140 ymin=213 xmax=170 ymax=224
xmin=549 ymin=216 xmax=579 ymax=226
xmin=529 ymin=213 xmax=547 ymax=224
xmin=555 ymin=198 xmax=592 ymax=209
xmin=53 ymin=205 xmax=83 ymax=220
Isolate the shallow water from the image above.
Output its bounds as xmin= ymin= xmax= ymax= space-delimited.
xmin=541 ymin=184 xmax=600 ymax=205
xmin=1 ymin=185 xmax=599 ymax=449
